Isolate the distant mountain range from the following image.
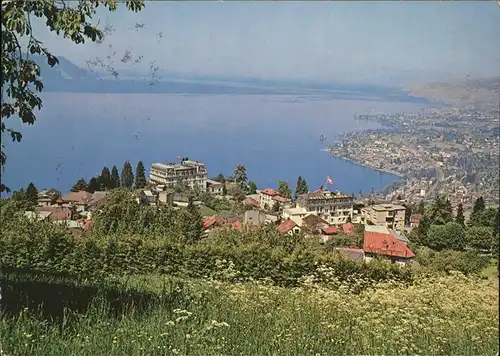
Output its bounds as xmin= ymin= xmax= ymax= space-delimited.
xmin=33 ymin=54 xmax=430 ymax=102
xmin=409 ymin=76 xmax=500 ymax=110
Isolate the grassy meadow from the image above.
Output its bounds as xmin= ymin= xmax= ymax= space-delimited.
xmin=1 ymin=272 xmax=498 ymax=356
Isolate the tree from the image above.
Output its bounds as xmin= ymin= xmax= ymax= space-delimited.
xmin=466 ymin=226 xmax=493 ymax=251
xmin=180 ymin=196 xmax=203 ymax=244
xmin=0 ymin=0 xmax=145 ymax=193
xmin=111 ymin=166 xmax=120 ymax=189
xmin=429 ymin=195 xmax=453 ymax=225
xmin=272 ymin=201 xmax=281 ymax=213
xmin=86 ymin=177 xmax=101 ymax=193
xmin=278 ymin=180 xmax=291 ymax=199
xmin=25 ymin=182 xmax=38 ymax=205
xmin=424 ymin=222 xmax=466 ymax=251
xmin=247 ymin=181 xmax=257 ymax=194
xmin=100 ymin=167 xmax=111 ymax=190
xmin=120 ymin=161 xmax=134 ymax=189
xmin=214 ymin=173 xmax=225 ymax=183
xmin=233 ymin=164 xmax=247 ymax=188
xmin=71 ymin=178 xmax=87 ymax=192
xmin=405 ymin=204 xmax=413 ymax=226
xmin=295 ymin=176 xmax=308 ymax=199
xmin=455 ymin=203 xmax=465 ymax=227
xmin=469 ymin=196 xmax=486 ymax=226
xmin=415 ymin=200 xmax=425 ymax=214
xmin=232 ymin=185 xmax=246 ymax=202
xmin=222 ymin=182 xmax=227 ymax=196
xmin=134 ymin=161 xmax=146 ymax=189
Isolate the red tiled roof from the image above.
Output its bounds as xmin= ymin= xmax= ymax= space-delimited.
xmin=342 ymin=223 xmax=354 ymax=234
xmin=62 ymin=191 xmax=93 ymax=204
xmin=334 ymin=248 xmax=365 ymax=261
xmin=277 ymin=219 xmax=297 ymax=234
xmin=272 ymin=195 xmax=291 ymax=203
xmin=322 ymin=226 xmax=338 ymax=234
xmin=229 ymin=220 xmax=242 ymax=231
xmin=364 ymin=231 xmax=415 ymax=259
xmin=261 ymin=188 xmax=279 ymax=196
xmin=243 ymin=197 xmax=260 ymax=208
xmin=203 ymin=215 xmax=219 ymax=230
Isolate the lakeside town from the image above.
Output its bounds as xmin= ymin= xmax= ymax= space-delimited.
xmin=327 ymin=106 xmax=500 ymax=211
xmin=13 ymin=152 xmax=497 ymax=267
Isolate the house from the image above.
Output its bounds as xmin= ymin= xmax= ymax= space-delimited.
xmin=282 ymin=207 xmax=308 ymax=226
xmin=295 ymin=189 xmax=354 ymax=225
xmin=242 ymin=197 xmax=260 ymax=209
xmin=302 ymin=214 xmax=329 ymax=235
xmin=410 ymin=214 xmax=422 ymax=229
xmin=206 ymin=179 xmax=224 ymax=195
xmin=243 ymin=209 xmax=267 ymax=227
xmin=259 ymin=188 xmax=291 ymax=210
xmin=361 ymin=204 xmax=406 ymax=232
xmin=139 ymin=190 xmax=156 ymax=205
xmin=277 ymin=219 xmax=301 ymax=235
xmin=24 ymin=211 xmax=52 ymax=222
xmin=61 ymin=191 xmax=94 ymax=212
xmin=158 ymin=190 xmax=174 ymax=206
xmin=35 ymin=206 xmax=73 ymax=222
xmin=86 ymin=191 xmax=108 ymax=212
xmin=363 ymin=225 xmax=415 ymax=265
xmin=342 ymin=223 xmax=354 ymax=234
xmin=202 ymin=215 xmax=243 ymax=234
xmin=37 ymin=189 xmax=61 ymax=207
xmin=321 ymin=226 xmax=339 ymax=235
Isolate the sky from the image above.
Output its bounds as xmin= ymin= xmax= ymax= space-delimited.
xmin=32 ymin=1 xmax=500 ymax=86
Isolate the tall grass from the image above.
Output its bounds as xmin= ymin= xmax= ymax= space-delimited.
xmin=1 ymin=273 xmax=498 ymax=355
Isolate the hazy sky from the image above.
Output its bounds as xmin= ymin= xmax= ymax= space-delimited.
xmin=33 ymin=1 xmax=500 ymax=85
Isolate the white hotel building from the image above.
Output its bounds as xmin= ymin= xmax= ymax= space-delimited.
xmin=149 ymin=160 xmax=208 ymax=191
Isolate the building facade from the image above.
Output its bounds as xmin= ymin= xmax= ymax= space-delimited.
xmin=295 ymin=189 xmax=354 ymax=225
xmin=361 ymin=204 xmax=406 ymax=232
xmin=149 ymin=160 xmax=207 ymax=191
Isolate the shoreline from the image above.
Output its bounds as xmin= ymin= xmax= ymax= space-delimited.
xmin=321 ymin=148 xmax=405 ymax=178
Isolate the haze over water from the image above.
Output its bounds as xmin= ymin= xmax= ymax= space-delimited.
xmin=3 ymin=93 xmax=426 ymax=195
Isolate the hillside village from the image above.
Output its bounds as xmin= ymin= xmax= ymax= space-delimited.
xmin=19 ymin=158 xmax=428 ymax=266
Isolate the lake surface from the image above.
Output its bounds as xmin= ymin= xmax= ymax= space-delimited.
xmin=3 ymin=93 xmax=426 ymax=196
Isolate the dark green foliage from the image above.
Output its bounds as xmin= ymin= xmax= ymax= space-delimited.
xmin=232 ymin=186 xmax=246 ymax=202
xmin=71 ymin=178 xmax=87 ymax=192
xmin=110 ymin=166 xmax=120 ymax=189
xmin=86 ymin=177 xmax=101 ymax=193
xmin=466 ymin=226 xmax=493 ymax=251
xmin=213 ymin=173 xmax=225 ymax=183
xmin=424 ymin=222 xmax=466 ymax=251
xmin=100 ymin=167 xmax=112 ymax=190
xmin=455 ymin=203 xmax=465 ymax=227
xmin=233 ymin=164 xmax=247 ymax=188
xmin=25 ymin=182 xmax=38 ymax=206
xmin=415 ymin=200 xmax=425 ymax=214
xmin=295 ymin=176 xmax=309 ymax=199
xmin=180 ymin=196 xmax=203 ymax=244
xmin=416 ymin=248 xmax=490 ymax=275
xmin=429 ymin=195 xmax=453 ymax=225
xmin=272 ymin=201 xmax=280 ymax=213
xmin=120 ymin=161 xmax=134 ymax=189
xmin=247 ymin=181 xmax=257 ymax=194
xmin=404 ymin=204 xmax=413 ymax=226
xmin=222 ymin=183 xmax=227 ymax=196
xmin=277 ymin=180 xmax=291 ymax=199
xmin=134 ymin=161 xmax=146 ymax=189
xmin=469 ymin=197 xmax=486 ymax=226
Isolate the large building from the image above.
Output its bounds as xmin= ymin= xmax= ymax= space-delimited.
xmin=149 ymin=160 xmax=207 ymax=191
xmin=294 ymin=189 xmax=354 ymax=225
xmin=361 ymin=203 xmax=406 ymax=232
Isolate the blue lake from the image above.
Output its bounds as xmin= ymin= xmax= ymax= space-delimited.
xmin=3 ymin=93 xmax=426 ymax=196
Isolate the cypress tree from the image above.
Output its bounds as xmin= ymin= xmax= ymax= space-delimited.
xmin=455 ymin=203 xmax=465 ymax=227
xmin=100 ymin=166 xmax=111 ymax=190
xmin=469 ymin=196 xmax=486 ymax=227
xmin=111 ymin=165 xmax=120 ymax=189
xmin=134 ymin=161 xmax=147 ymax=189
xmin=25 ymin=182 xmax=38 ymax=205
xmin=120 ymin=161 xmax=134 ymax=189
xmin=86 ymin=177 xmax=101 ymax=193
